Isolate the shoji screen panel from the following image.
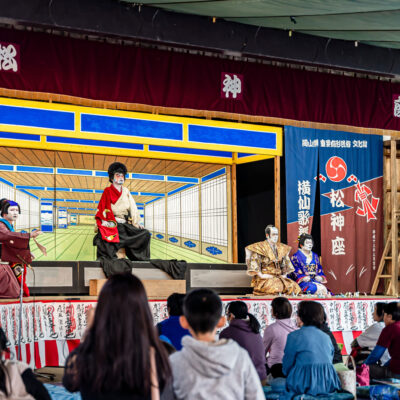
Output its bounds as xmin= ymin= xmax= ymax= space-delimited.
xmin=30 ymin=197 xmax=40 ymax=229
xmin=153 ymin=198 xmax=166 ymax=241
xmin=144 ymin=203 xmax=154 ymax=233
xmin=15 ymin=190 xmax=30 ymax=230
xmin=181 ymin=186 xmax=200 ymax=253
xmin=167 ymin=193 xmax=181 ymax=246
xmin=201 ymin=175 xmax=228 ymax=261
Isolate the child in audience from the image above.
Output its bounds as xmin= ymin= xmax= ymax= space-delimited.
xmin=365 ymin=301 xmax=400 ymax=380
xmin=351 ymin=302 xmax=389 ymax=364
xmin=219 ymin=301 xmax=267 ymax=384
xmin=281 ymin=301 xmax=341 ymax=398
xmin=0 ymin=328 xmax=50 ymax=400
xmin=169 ymin=289 xmax=264 ymax=400
xmin=263 ymin=297 xmax=297 ymax=378
xmin=63 ymin=273 xmax=174 ymax=400
xmin=157 ymin=293 xmax=190 ymax=350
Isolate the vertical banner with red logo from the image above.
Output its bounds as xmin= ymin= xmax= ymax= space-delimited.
xmin=286 ymin=127 xmax=383 ymax=294
xmin=285 ymin=126 xmax=319 ymax=251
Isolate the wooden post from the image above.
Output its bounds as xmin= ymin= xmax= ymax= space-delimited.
xmin=231 ymin=163 xmax=238 ymax=263
xmin=274 ymin=156 xmax=281 ymax=240
xmin=391 ymin=139 xmax=399 ymax=296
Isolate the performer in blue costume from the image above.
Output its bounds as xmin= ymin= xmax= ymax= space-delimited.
xmin=290 ymin=234 xmax=329 ymax=295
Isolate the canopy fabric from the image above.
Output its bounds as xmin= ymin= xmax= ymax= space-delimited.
xmin=128 ymin=0 xmax=400 ymax=49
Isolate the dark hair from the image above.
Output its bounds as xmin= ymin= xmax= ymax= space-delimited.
xmin=265 ymin=225 xmax=276 ymax=237
xmin=0 ymin=198 xmax=20 ymax=217
xmin=383 ymin=302 xmax=400 ymax=321
xmin=297 ymin=301 xmax=325 ymax=328
xmin=298 ymin=233 xmax=313 ymax=248
xmin=271 ymin=297 xmax=292 ymax=319
xmin=375 ymin=302 xmax=386 ymax=319
xmin=69 ymin=274 xmax=171 ymax=395
xmin=0 ymin=328 xmax=9 ymax=396
xmin=108 ymin=162 xmax=128 ymax=183
xmin=183 ymin=289 xmax=222 ymax=333
xmin=226 ymin=301 xmax=260 ymax=334
xmin=167 ymin=293 xmax=185 ymax=316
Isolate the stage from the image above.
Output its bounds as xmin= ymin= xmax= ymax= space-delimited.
xmin=2 ymin=295 xmax=397 ymax=370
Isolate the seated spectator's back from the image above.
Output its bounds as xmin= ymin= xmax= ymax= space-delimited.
xmin=263 ymin=297 xmax=297 ymax=375
xmin=157 ymin=293 xmax=190 ymax=350
xmin=282 ymin=301 xmax=341 ymax=398
xmin=63 ymin=273 xmax=173 ymax=400
xmin=169 ymin=289 xmax=265 ymax=400
xmin=219 ymin=301 xmax=267 ymax=383
xmin=352 ymin=302 xmax=389 ymax=364
xmin=0 ymin=328 xmax=50 ymax=400
xmin=365 ymin=301 xmax=400 ymax=380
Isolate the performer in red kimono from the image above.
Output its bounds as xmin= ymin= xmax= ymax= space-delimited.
xmin=94 ymin=162 xmax=151 ymax=261
xmin=0 ymin=198 xmax=42 ymax=298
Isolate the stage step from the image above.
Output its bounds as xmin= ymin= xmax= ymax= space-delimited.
xmin=89 ymin=279 xmax=186 ymax=297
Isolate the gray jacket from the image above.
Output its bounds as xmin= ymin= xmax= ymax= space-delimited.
xmin=169 ymin=336 xmax=265 ymax=400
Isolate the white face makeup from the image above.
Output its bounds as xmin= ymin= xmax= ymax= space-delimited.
xmin=303 ymin=238 xmax=313 ymax=251
xmin=268 ymin=227 xmax=279 ymax=244
xmin=113 ymin=172 xmax=125 ymax=185
xmin=4 ymin=205 xmax=19 ymax=222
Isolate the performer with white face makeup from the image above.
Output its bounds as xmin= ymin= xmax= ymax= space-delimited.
xmin=245 ymin=225 xmax=301 ymax=295
xmin=0 ymin=199 xmax=42 ymax=298
xmin=290 ymin=233 xmax=329 ymax=295
xmin=94 ymin=162 xmax=151 ymax=261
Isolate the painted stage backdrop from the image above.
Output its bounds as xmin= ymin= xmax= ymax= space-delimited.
xmin=0 ymin=148 xmax=231 ymax=264
xmin=286 ymin=127 xmax=383 ymax=294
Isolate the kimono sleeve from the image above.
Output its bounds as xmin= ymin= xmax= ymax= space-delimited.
xmin=128 ymin=191 xmax=141 ymax=227
xmin=245 ymin=248 xmax=260 ymax=275
xmin=315 ymin=253 xmax=326 ymax=277
xmin=291 ymin=253 xmax=308 ymax=284
xmin=95 ymin=188 xmax=119 ymax=243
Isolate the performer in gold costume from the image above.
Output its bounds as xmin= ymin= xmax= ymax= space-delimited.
xmin=245 ymin=225 xmax=301 ymax=296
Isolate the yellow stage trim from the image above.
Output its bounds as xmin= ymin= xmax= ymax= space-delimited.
xmin=0 ymin=97 xmax=283 ymax=160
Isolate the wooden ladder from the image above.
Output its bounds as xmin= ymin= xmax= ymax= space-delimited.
xmin=371 ymin=139 xmax=399 ymax=296
xmin=371 ymin=226 xmax=399 ymax=295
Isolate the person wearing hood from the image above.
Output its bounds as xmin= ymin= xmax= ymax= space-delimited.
xmin=169 ymin=289 xmax=264 ymax=400
xmin=219 ymin=301 xmax=267 ymax=384
xmin=263 ymin=297 xmax=297 ymax=378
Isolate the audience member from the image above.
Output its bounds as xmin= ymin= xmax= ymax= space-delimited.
xmin=282 ymin=301 xmax=341 ymax=398
xmin=63 ymin=273 xmax=174 ymax=400
xmin=351 ymin=302 xmax=389 ymax=365
xmin=0 ymin=328 xmax=50 ymax=400
xmin=169 ymin=289 xmax=264 ymax=400
xmin=365 ymin=301 xmax=400 ymax=380
xmin=263 ymin=297 xmax=297 ymax=378
xmin=219 ymin=301 xmax=267 ymax=383
xmin=320 ymin=312 xmax=343 ymax=364
xmin=157 ymin=293 xmax=190 ymax=350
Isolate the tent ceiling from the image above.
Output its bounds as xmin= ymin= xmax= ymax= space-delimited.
xmin=129 ymin=0 xmax=400 ymax=49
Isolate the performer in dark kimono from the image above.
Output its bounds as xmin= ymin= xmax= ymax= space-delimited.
xmin=290 ymin=233 xmax=329 ymax=295
xmin=0 ymin=199 xmax=42 ymax=298
xmin=93 ymin=162 xmax=151 ymax=261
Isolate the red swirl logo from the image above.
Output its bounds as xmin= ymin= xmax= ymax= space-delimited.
xmin=325 ymin=156 xmax=347 ymax=182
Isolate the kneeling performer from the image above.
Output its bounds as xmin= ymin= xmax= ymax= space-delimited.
xmin=94 ymin=162 xmax=151 ymax=261
xmin=0 ymin=199 xmax=42 ymax=298
xmin=245 ymin=225 xmax=301 ymax=296
xmin=290 ymin=233 xmax=329 ymax=295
